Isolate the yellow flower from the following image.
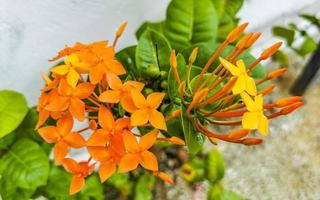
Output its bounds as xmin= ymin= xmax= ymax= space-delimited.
xmin=50 ymin=54 xmax=90 ymax=88
xmin=240 ymin=92 xmax=268 ymax=135
xmin=219 ymin=57 xmax=257 ymax=96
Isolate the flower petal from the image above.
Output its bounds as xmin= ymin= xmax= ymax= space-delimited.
xmin=57 ymin=115 xmax=73 ymax=136
xmin=63 ymin=158 xmax=79 ymax=173
xmin=67 ymin=68 xmax=80 ymax=88
xmin=86 ymin=129 xmax=109 ymax=147
xmin=123 ymin=130 xmax=139 ymax=153
xmin=149 ymin=110 xmax=167 ymax=131
xmin=124 ymin=81 xmax=144 ymax=91
xmin=54 ymin=141 xmax=69 ymax=164
xmin=118 ymin=153 xmax=139 ymax=173
xmin=245 ymin=76 xmax=257 ymax=96
xmin=98 ymin=106 xmax=114 ymax=130
xmin=139 ymin=129 xmax=159 ymax=150
xmin=70 ymin=97 xmax=86 ymax=121
xmin=219 ymin=57 xmax=241 ymax=76
xmin=140 ymin=150 xmax=158 ymax=171
xmin=99 ymin=161 xmax=116 ymax=183
xmin=106 ymin=73 xmax=122 ymax=90
xmin=130 ymin=109 xmax=149 ymax=127
xmin=120 ymin=95 xmax=137 ymax=113
xmin=99 ymin=90 xmax=121 ymax=103
xmin=89 ymin=64 xmax=104 ymax=84
xmin=73 ymin=83 xmax=95 ymax=99
xmin=87 ymin=146 xmax=109 ymax=161
xmin=35 ymin=110 xmax=50 ymax=129
xmin=58 ymin=78 xmax=73 ymax=96
xmin=236 ymin=60 xmax=246 ymax=72
xmin=64 ymin=132 xmax=86 ymax=148
xmin=258 ymin=114 xmax=268 ymax=135
xmin=50 ymin=65 xmax=69 ymax=75
xmin=69 ymin=175 xmax=85 ymax=195
xmin=147 ymin=92 xmax=165 ymax=109
xmin=242 ymin=112 xmax=259 ymax=130
xmin=131 ymin=90 xmax=147 ymax=108
xmin=232 ymin=75 xmax=246 ymax=94
xmin=38 ymin=126 xmax=59 ymax=143
xmin=240 ymin=92 xmax=259 ymax=112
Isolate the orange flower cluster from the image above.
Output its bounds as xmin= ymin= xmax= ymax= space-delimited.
xmin=36 ymin=22 xmax=180 ymax=195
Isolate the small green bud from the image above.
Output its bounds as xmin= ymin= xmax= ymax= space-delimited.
xmin=160 ymin=104 xmax=169 ymax=112
xmin=207 ymin=182 xmax=224 ymax=200
xmin=160 ymin=71 xmax=168 ymax=78
xmin=160 ymin=80 xmax=168 ymax=89
xmin=143 ymin=88 xmax=154 ymax=96
xmin=146 ymin=64 xmax=160 ymax=78
xmin=205 ymin=149 xmax=225 ymax=184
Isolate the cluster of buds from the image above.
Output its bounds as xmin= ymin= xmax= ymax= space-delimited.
xmin=36 ymin=22 xmax=182 ymax=194
xmin=170 ymin=22 xmax=303 ymax=145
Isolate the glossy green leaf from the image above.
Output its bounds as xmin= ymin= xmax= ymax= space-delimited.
xmin=300 ymin=14 xmax=320 ymax=29
xmin=165 ymin=0 xmax=218 ymax=51
xmin=163 ymin=104 xmax=184 ymax=138
xmin=116 ymin=45 xmax=139 ymax=79
xmin=15 ymin=108 xmax=42 ymax=142
xmin=0 ymin=178 xmax=35 ymax=200
xmin=136 ymin=29 xmax=171 ymax=78
xmin=272 ymin=26 xmax=295 ymax=46
xmin=223 ymin=0 xmax=244 ymax=18
xmin=180 ymin=106 xmax=204 ymax=155
xmin=0 ymin=90 xmax=28 ymax=138
xmin=296 ymin=36 xmax=317 ymax=57
xmin=0 ymin=138 xmax=49 ymax=189
xmin=136 ymin=21 xmax=165 ymax=39
xmin=134 ymin=173 xmax=156 ymax=200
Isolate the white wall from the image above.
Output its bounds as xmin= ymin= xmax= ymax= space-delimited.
xmin=0 ymin=0 xmax=319 ymax=105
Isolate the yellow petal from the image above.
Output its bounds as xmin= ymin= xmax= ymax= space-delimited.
xmin=50 ymin=65 xmax=69 ymax=75
xmin=254 ymin=95 xmax=264 ymax=109
xmin=258 ymin=113 xmax=268 ymax=135
xmin=236 ymin=60 xmax=246 ymax=72
xmin=245 ymin=76 xmax=257 ymax=96
xmin=232 ymin=75 xmax=246 ymax=94
xmin=219 ymin=57 xmax=240 ymax=76
xmin=65 ymin=53 xmax=79 ymax=65
xmin=67 ymin=68 xmax=80 ymax=88
xmin=242 ymin=112 xmax=259 ymax=130
xmin=240 ymin=92 xmax=259 ymax=112
xmin=149 ymin=110 xmax=167 ymax=131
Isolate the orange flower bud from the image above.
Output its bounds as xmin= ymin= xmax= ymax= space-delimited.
xmin=242 ymin=138 xmax=263 ymax=145
xmin=116 ymin=21 xmax=128 ymax=37
xmin=260 ymin=42 xmax=282 ymax=60
xmin=236 ymin=32 xmax=253 ymax=49
xmin=170 ymin=50 xmax=177 ymax=69
xmin=226 ymin=22 xmax=249 ymax=43
xmin=89 ymin=120 xmax=97 ymax=130
xmin=171 ymin=109 xmax=182 ymax=117
xmin=156 ymin=172 xmax=174 ymax=185
xmin=258 ymin=84 xmax=275 ymax=95
xmin=170 ymin=136 xmax=185 ymax=145
xmin=275 ymin=96 xmax=302 ymax=107
xmin=189 ymin=47 xmax=199 ymax=64
xmin=267 ymin=68 xmax=288 ymax=79
xmin=208 ymin=137 xmax=218 ymax=145
xmin=228 ymin=129 xmax=250 ymax=140
xmin=193 ymin=88 xmax=209 ymax=104
xmin=245 ymin=32 xmax=262 ymax=48
xmin=280 ymin=102 xmax=304 ymax=115
xmin=178 ymin=81 xmax=186 ymax=96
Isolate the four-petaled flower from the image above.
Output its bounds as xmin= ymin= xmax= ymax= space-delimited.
xmin=130 ymin=91 xmax=167 ymax=130
xmin=119 ymin=130 xmax=159 ymax=173
xmin=50 ymin=54 xmax=90 ymax=88
xmin=219 ymin=57 xmax=257 ymax=96
xmin=241 ymin=92 xmax=268 ymax=135
xmin=38 ymin=115 xmax=86 ymax=163
xmin=63 ymin=158 xmax=95 ymax=195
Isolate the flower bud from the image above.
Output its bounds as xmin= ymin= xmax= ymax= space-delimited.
xmin=242 ymin=138 xmax=263 ymax=145
xmin=258 ymin=84 xmax=275 ymax=95
xmin=261 ymin=42 xmax=282 ymax=60
xmin=116 ymin=21 xmax=128 ymax=37
xmin=267 ymin=68 xmax=288 ymax=79
xmin=280 ymin=102 xmax=304 ymax=115
xmin=189 ymin=47 xmax=199 ymax=64
xmin=236 ymin=32 xmax=253 ymax=49
xmin=228 ymin=129 xmax=250 ymax=140
xmin=275 ymin=96 xmax=302 ymax=107
xmin=170 ymin=50 xmax=177 ymax=68
xmin=245 ymin=32 xmax=262 ymax=48
xmin=226 ymin=22 xmax=249 ymax=43
xmin=170 ymin=136 xmax=185 ymax=145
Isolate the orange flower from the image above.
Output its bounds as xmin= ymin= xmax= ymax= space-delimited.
xmin=99 ymin=74 xmax=144 ymax=112
xmin=87 ymin=45 xmax=126 ymax=85
xmin=130 ymin=91 xmax=167 ymax=130
xmin=38 ymin=115 xmax=86 ymax=163
xmin=45 ymin=79 xmax=94 ymax=121
xmin=118 ymin=130 xmax=159 ymax=173
xmin=63 ymin=158 xmax=95 ymax=195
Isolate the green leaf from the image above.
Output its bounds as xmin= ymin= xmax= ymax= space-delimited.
xmin=79 ymin=174 xmax=104 ymax=200
xmin=136 ymin=21 xmax=165 ymax=39
xmin=15 ymin=108 xmax=42 ymax=142
xmin=163 ymin=104 xmax=184 ymax=138
xmin=167 ymin=54 xmax=187 ymax=100
xmin=272 ymin=50 xmax=289 ymax=67
xmin=0 ymin=178 xmax=35 ymax=200
xmin=165 ymin=0 xmax=218 ymax=51
xmin=0 ymin=138 xmax=50 ymax=189
xmin=0 ymin=90 xmax=28 ymax=138
xmin=116 ymin=45 xmax=139 ymax=80
xmin=180 ymin=106 xmax=204 ymax=155
xmin=300 ymin=14 xmax=320 ymax=29
xmin=222 ymin=191 xmax=246 ymax=200
xmin=272 ymin=26 xmax=295 ymax=46
xmin=296 ymin=36 xmax=317 ymax=57
xmin=134 ymin=173 xmax=156 ymax=200
xmin=223 ymin=0 xmax=244 ymax=18
xmin=0 ymin=132 xmax=16 ymax=150
xmin=136 ymin=29 xmax=171 ymax=78
xmin=45 ymin=165 xmax=75 ymax=200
